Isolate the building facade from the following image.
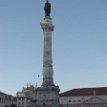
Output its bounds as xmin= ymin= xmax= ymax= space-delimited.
xmin=0 ymin=91 xmax=16 ymax=107
xmin=16 ymin=85 xmax=36 ymax=107
xmin=60 ymin=87 xmax=107 ymax=107
xmin=16 ymin=87 xmax=107 ymax=107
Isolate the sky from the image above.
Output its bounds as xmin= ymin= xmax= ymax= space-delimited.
xmin=0 ymin=0 xmax=107 ymax=96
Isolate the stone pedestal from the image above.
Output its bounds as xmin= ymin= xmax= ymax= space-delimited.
xmin=36 ymin=86 xmax=60 ymax=107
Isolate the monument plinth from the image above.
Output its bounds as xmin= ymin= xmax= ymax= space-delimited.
xmin=35 ymin=1 xmax=60 ymax=107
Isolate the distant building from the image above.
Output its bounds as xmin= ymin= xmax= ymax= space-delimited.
xmin=0 ymin=91 xmax=16 ymax=107
xmin=60 ymin=87 xmax=107 ymax=107
xmin=16 ymin=85 xmax=36 ymax=107
xmin=16 ymin=86 xmax=107 ymax=107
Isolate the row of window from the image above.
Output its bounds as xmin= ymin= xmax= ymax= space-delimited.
xmin=0 ymin=99 xmax=13 ymax=104
xmin=68 ymin=99 xmax=81 ymax=102
xmin=93 ymin=106 xmax=107 ymax=107
xmin=18 ymin=100 xmax=31 ymax=105
xmin=17 ymin=106 xmax=30 ymax=107
xmin=18 ymin=98 xmax=25 ymax=100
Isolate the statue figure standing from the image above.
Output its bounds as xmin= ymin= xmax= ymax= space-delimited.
xmin=44 ymin=0 xmax=51 ymax=16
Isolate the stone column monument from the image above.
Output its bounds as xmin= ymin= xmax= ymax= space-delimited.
xmin=41 ymin=0 xmax=54 ymax=87
xmin=35 ymin=0 xmax=60 ymax=107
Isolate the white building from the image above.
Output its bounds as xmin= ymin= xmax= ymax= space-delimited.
xmin=16 ymin=86 xmax=107 ymax=107
xmin=0 ymin=91 xmax=16 ymax=107
xmin=60 ymin=87 xmax=107 ymax=107
xmin=16 ymin=85 xmax=36 ymax=107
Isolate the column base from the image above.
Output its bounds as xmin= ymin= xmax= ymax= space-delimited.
xmin=35 ymin=86 xmax=60 ymax=107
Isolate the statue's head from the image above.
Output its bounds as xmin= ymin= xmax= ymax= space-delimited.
xmin=46 ymin=0 xmax=49 ymax=3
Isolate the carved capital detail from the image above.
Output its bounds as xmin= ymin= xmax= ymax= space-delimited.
xmin=40 ymin=22 xmax=54 ymax=31
xmin=40 ymin=17 xmax=54 ymax=31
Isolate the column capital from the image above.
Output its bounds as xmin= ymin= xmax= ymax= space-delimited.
xmin=40 ymin=17 xmax=54 ymax=31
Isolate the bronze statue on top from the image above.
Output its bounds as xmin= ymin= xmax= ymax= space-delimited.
xmin=44 ymin=0 xmax=51 ymax=16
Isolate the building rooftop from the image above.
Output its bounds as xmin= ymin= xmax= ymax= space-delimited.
xmin=0 ymin=91 xmax=15 ymax=98
xmin=60 ymin=87 xmax=107 ymax=97
xmin=0 ymin=91 xmax=7 ymax=95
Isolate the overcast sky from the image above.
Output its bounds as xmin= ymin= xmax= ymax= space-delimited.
xmin=0 ymin=0 xmax=107 ymax=95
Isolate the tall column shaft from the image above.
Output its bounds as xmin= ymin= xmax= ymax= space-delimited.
xmin=41 ymin=16 xmax=54 ymax=87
